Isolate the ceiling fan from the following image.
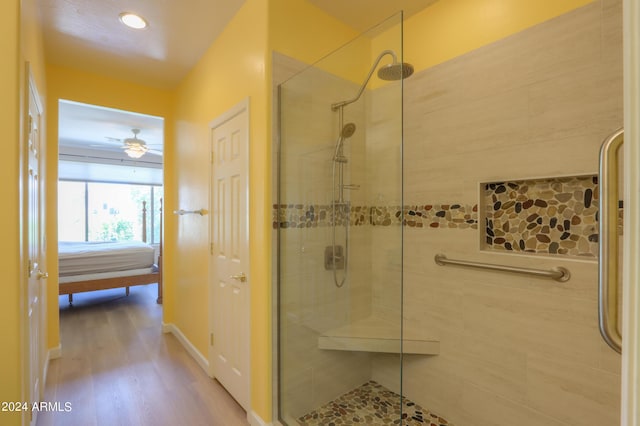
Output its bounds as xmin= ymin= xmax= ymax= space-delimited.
xmin=105 ymin=128 xmax=163 ymax=159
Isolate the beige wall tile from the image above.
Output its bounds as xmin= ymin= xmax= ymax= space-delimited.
xmin=526 ymin=353 xmax=621 ymax=424
xmin=398 ymin=2 xmax=622 ymax=422
xmin=601 ymin=0 xmax=623 ymax=65
xmin=527 ymin=63 xmax=622 ymax=145
xmin=402 ymin=2 xmax=601 ymax=117
xmin=400 ymin=354 xmax=465 ymax=421
xmin=455 ymin=382 xmax=572 ymax=426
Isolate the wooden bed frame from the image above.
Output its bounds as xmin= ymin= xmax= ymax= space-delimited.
xmin=59 ymin=200 xmax=163 ymax=305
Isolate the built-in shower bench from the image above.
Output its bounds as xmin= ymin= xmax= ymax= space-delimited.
xmin=318 ymin=316 xmax=440 ymax=355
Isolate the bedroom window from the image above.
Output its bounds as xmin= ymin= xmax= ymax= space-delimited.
xmin=58 ymin=180 xmax=163 ymax=244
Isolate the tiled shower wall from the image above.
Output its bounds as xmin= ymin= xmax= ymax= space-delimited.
xmin=370 ymin=1 xmax=623 ymax=425
xmin=275 ymin=1 xmax=623 ymax=424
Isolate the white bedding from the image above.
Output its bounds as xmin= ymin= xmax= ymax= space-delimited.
xmin=59 ymin=241 xmax=155 ymax=276
xmin=58 ymin=267 xmax=158 ymax=284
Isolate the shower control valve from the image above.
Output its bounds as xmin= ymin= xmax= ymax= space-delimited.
xmin=324 ymin=245 xmax=345 ymax=270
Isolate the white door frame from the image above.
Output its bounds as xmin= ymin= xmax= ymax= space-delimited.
xmin=622 ymin=0 xmax=640 ymax=424
xmin=208 ymin=97 xmax=251 ymax=407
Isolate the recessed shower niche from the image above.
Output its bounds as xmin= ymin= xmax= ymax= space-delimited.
xmin=482 ymin=175 xmax=601 ymax=258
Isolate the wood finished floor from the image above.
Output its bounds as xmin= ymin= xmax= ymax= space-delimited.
xmin=37 ymin=284 xmax=249 ymax=426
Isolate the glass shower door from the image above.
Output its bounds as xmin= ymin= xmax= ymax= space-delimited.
xmin=276 ymin=13 xmax=406 ymax=425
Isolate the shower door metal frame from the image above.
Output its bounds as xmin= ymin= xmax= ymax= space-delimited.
xmin=273 ymin=83 xmax=284 ymax=426
xmin=621 ymin=0 xmax=640 ymax=422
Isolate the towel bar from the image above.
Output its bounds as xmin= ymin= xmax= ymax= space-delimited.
xmin=173 ymin=209 xmax=208 ymax=216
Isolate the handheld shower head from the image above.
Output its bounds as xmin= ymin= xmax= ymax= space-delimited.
xmin=341 ymin=122 xmax=356 ymax=138
xmin=333 ymin=122 xmax=356 ymax=163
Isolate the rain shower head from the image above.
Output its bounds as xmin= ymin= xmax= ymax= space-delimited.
xmin=331 ymin=50 xmax=414 ymax=111
xmin=377 ymin=62 xmax=415 ymax=81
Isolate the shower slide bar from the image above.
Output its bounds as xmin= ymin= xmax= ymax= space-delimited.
xmin=598 ymin=127 xmax=624 ymax=354
xmin=434 ymin=254 xmax=571 ymax=282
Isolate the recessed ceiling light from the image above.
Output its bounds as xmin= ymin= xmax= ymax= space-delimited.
xmin=119 ymin=12 xmax=147 ymax=30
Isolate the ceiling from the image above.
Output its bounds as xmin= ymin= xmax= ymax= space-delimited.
xmin=58 ymin=100 xmax=164 ymax=167
xmin=38 ymin=0 xmax=439 ymax=89
xmin=45 ymin=0 xmax=438 ymax=164
xmin=38 ymin=0 xmax=246 ymax=89
xmin=308 ymin=0 xmax=439 ymax=32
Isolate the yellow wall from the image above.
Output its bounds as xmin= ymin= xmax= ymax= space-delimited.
xmin=407 ymin=0 xmax=594 ymax=72
xmin=171 ymin=0 xmax=271 ymax=418
xmin=0 ymin=0 xmax=47 ymax=424
xmin=269 ymin=0 xmax=365 ymax=83
xmin=44 ymin=64 xmax=174 ymax=349
xmin=372 ymin=0 xmax=595 ymax=75
xmin=170 ymin=0 xmax=364 ymax=421
xmin=0 ymin=1 xmax=22 ymax=423
xmin=22 ymin=2 xmax=48 ymax=424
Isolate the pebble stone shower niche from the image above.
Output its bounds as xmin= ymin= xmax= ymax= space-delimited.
xmin=275 ymin=14 xmax=443 ymax=426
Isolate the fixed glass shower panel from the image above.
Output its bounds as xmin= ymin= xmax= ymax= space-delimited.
xmin=276 ymin=14 xmax=405 ymax=425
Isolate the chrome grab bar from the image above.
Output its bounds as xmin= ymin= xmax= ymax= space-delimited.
xmin=598 ymin=128 xmax=624 ymax=354
xmin=434 ymin=254 xmax=570 ymax=282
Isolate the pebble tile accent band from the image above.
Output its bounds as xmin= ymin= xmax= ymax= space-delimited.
xmin=298 ymin=381 xmax=452 ymax=426
xmin=273 ymin=204 xmax=478 ymax=229
xmin=275 ymin=175 xmax=621 ymax=259
xmin=273 ymin=204 xmax=368 ymax=229
xmin=402 ymin=204 xmax=478 ymax=229
xmin=484 ymin=176 xmax=599 ymax=257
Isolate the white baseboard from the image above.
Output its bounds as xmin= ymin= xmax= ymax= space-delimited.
xmin=248 ymin=411 xmax=273 ymax=426
xmin=49 ymin=344 xmax=62 ymax=360
xmin=40 ymin=344 xmax=62 ymax=402
xmin=42 ymin=344 xmax=62 ymax=391
xmin=163 ymin=324 xmax=272 ymax=424
xmin=161 ymin=322 xmax=209 ymax=373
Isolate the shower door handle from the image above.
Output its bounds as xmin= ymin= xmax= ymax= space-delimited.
xmin=598 ymin=127 xmax=624 ymax=354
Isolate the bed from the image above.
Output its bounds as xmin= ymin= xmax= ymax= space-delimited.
xmin=58 ymin=200 xmax=163 ymax=305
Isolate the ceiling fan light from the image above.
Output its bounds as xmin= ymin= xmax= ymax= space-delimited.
xmin=124 ymin=144 xmax=148 ymax=159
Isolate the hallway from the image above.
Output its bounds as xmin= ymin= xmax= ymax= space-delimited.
xmin=37 ymin=285 xmax=248 ymax=426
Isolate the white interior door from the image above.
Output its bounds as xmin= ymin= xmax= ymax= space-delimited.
xmin=209 ymin=100 xmax=250 ymax=411
xmin=26 ymin=68 xmax=46 ymax=425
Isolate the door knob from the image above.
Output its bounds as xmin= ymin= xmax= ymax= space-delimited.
xmin=37 ymin=270 xmax=49 ymax=279
xmin=230 ymin=272 xmax=247 ymax=282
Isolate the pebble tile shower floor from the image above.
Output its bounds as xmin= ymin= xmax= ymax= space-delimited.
xmin=298 ymin=381 xmax=451 ymax=425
